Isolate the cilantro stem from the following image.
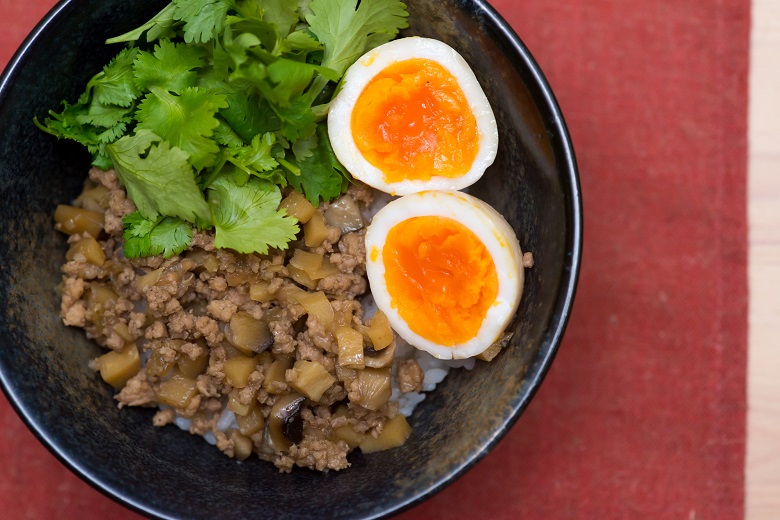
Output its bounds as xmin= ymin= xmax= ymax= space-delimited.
xmin=277 ymin=157 xmax=301 ymax=176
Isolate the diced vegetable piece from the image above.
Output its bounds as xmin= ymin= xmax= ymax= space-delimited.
xmin=288 ymin=265 xmax=319 ymax=290
xmin=279 ymin=189 xmax=316 ymax=223
xmin=156 ymin=370 xmax=198 ymax=408
xmin=177 ymin=343 xmax=209 ymax=378
xmin=97 ymin=343 xmax=140 ymax=389
xmin=351 ymin=368 xmax=391 ymax=411
xmin=304 ymin=212 xmax=329 ymax=248
xmin=333 ymin=305 xmax=354 ymax=329
xmin=359 ymin=414 xmax=412 ymax=453
xmin=87 ymin=283 xmax=117 ymax=306
xmin=236 ymin=404 xmax=265 ymax=436
xmin=288 ymin=360 xmax=336 ymax=401
xmin=332 ymin=405 xmax=365 ymax=448
xmin=265 ymin=393 xmax=305 ymax=452
xmin=226 ymin=312 xmax=274 ymax=355
xmin=264 ymin=357 xmax=292 ymax=394
xmin=292 ymin=291 xmax=334 ymax=329
xmin=275 ymin=284 xmax=307 ymax=305
xmin=113 ymin=322 xmax=134 ymax=343
xmin=249 ymin=281 xmax=272 ymax=303
xmin=146 ymin=347 xmax=175 ymax=378
xmin=289 ymin=249 xmax=324 ymax=276
xmin=66 ymin=236 xmax=106 ymax=266
xmin=224 ymin=355 xmax=257 ymax=388
xmin=231 ymin=430 xmax=253 ymax=461
xmin=336 ymin=326 xmax=364 ymax=369
xmin=203 ymin=255 xmax=220 ymax=273
xmin=366 ymin=311 xmax=393 ymax=350
xmin=364 ymin=338 xmax=396 ymax=369
xmin=54 ymin=204 xmax=104 ymax=237
xmin=226 ymin=388 xmax=251 ymax=416
xmin=335 ymin=364 xmax=357 ymax=384
xmin=477 ymin=332 xmax=512 ymax=362
xmin=225 ymin=270 xmax=260 ymax=287
xmin=311 ymin=257 xmax=340 ymax=279
xmin=324 ymin=195 xmax=364 ymax=234
xmin=74 ymin=184 xmax=109 ymax=213
xmin=135 ymin=267 xmax=163 ymax=292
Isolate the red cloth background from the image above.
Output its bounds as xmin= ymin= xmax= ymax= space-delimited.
xmin=0 ymin=0 xmax=749 ymax=518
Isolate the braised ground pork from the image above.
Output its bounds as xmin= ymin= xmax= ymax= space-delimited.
xmin=57 ymin=168 xmax=421 ymax=472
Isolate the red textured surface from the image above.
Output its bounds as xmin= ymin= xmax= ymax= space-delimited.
xmin=0 ymin=0 xmax=749 ymax=518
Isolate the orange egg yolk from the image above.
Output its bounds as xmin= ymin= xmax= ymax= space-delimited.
xmin=382 ymin=216 xmax=498 ymax=346
xmin=351 ymin=58 xmax=479 ymax=184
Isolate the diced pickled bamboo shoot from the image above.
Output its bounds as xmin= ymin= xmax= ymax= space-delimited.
xmin=366 ymin=311 xmax=393 ymax=350
xmin=358 ymin=415 xmax=412 ymax=453
xmin=279 ymin=189 xmax=316 ymax=223
xmin=97 ymin=343 xmax=140 ymax=389
xmin=351 ymin=368 xmax=391 ymax=411
xmin=288 ymin=360 xmax=335 ymax=401
xmin=236 ymin=405 xmax=265 ymax=436
xmin=54 ymin=204 xmax=103 ymax=237
xmin=292 ymin=291 xmax=334 ymax=330
xmin=264 ymin=358 xmax=291 ymax=394
xmin=231 ymin=430 xmax=253 ymax=461
xmin=304 ymin=212 xmax=329 ymax=248
xmin=336 ymin=326 xmax=364 ymax=369
xmin=224 ymin=356 xmax=257 ymax=388
xmin=66 ymin=236 xmax=106 ymax=266
xmin=249 ymin=281 xmax=272 ymax=303
xmin=177 ymin=345 xmax=209 ymax=378
xmin=156 ymin=370 xmax=198 ymax=408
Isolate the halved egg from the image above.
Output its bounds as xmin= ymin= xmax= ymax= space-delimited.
xmin=365 ymin=191 xmax=523 ymax=360
xmin=328 ymin=37 xmax=498 ymax=196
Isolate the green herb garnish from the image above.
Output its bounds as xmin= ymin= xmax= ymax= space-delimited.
xmin=36 ymin=0 xmax=409 ymax=258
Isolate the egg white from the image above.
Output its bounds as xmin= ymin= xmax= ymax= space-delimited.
xmin=328 ymin=37 xmax=499 ymax=196
xmin=365 ymin=191 xmax=523 ymax=360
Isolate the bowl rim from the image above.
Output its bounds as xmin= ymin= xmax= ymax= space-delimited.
xmin=0 ymin=0 xmax=583 ymax=518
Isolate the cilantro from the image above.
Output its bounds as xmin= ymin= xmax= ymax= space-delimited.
xmin=226 ymin=132 xmax=286 ymax=184
xmin=287 ymin=123 xmax=345 ymax=204
xmin=173 ymin=0 xmax=233 ymax=43
xmin=38 ymin=0 xmax=411 ymax=258
xmin=259 ymin=0 xmax=300 ymax=38
xmin=207 ymin=172 xmax=299 ymax=254
xmin=105 ymin=4 xmax=178 ymax=44
xmin=133 ymin=41 xmax=205 ymax=94
xmin=307 ymin=0 xmax=409 ymax=76
xmin=123 ymin=212 xmax=194 ymax=258
xmin=88 ymin=48 xmax=140 ymax=107
xmin=107 ymin=130 xmax=211 ymax=224
xmin=136 ymin=86 xmax=228 ymax=169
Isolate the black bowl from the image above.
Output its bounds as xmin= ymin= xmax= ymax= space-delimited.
xmin=0 ymin=0 xmax=581 ymax=518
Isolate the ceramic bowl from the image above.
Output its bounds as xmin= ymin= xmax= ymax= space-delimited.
xmin=0 ymin=0 xmax=581 ymax=518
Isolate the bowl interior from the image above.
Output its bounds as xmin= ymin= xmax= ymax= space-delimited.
xmin=0 ymin=0 xmax=580 ymax=518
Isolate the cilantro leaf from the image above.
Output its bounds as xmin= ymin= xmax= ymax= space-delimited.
xmin=207 ymin=172 xmax=299 ymax=254
xmin=136 ymin=86 xmax=228 ymax=170
xmin=88 ymin=48 xmax=140 ymax=107
xmin=307 ymin=0 xmax=409 ymax=76
xmin=220 ymin=87 xmax=281 ymax=142
xmin=173 ymin=0 xmax=233 ymax=43
xmin=123 ymin=212 xmax=193 ymax=259
xmin=133 ymin=41 xmax=206 ymax=94
xmin=107 ymin=130 xmax=211 ymax=224
xmin=287 ymin=122 xmax=346 ymax=204
xmin=260 ymin=0 xmax=300 ymax=38
xmin=106 ymin=3 xmax=178 ymax=44
xmin=76 ymin=101 xmax=132 ymax=129
xmin=284 ymin=30 xmax=323 ymax=53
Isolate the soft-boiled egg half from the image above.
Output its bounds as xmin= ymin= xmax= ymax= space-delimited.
xmin=365 ymin=191 xmax=523 ymax=360
xmin=328 ymin=37 xmax=498 ymax=196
